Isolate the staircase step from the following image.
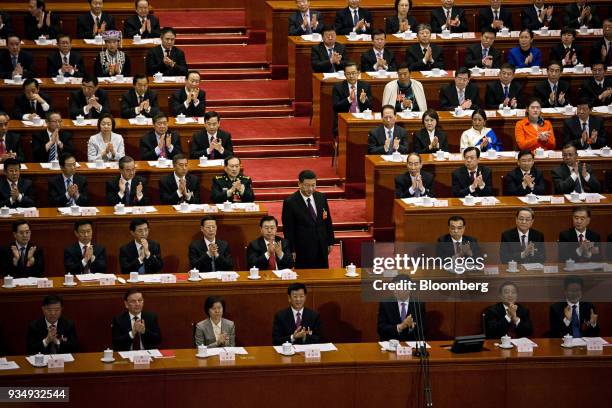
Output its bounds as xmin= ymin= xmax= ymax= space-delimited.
xmin=254 ymin=186 xmax=345 ymax=201
xmin=234 ymin=144 xmax=318 ymax=157
xmin=199 ymin=69 xmax=271 ymax=80
xmin=230 ymin=135 xmax=315 ymax=146
xmin=156 ymin=9 xmax=246 ymax=30
xmin=176 ymin=33 xmax=248 ymax=45
xmin=252 ymin=176 xmax=339 ymax=188
xmin=213 ymin=106 xmax=294 ymax=118
xmin=207 ymin=97 xmax=291 ymax=107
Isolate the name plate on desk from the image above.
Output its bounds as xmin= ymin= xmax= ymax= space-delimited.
xmin=550 ymin=196 xmax=565 ymax=204
xmin=160 ymin=275 xmax=177 ymax=284
xmin=543 ymin=265 xmax=559 ymax=274
xmin=587 ymin=341 xmax=603 ymax=351
xmin=23 ymin=208 xmax=39 ymax=217
xmin=99 ymin=277 xmax=115 ymax=286
xmin=221 ymin=273 xmax=237 ymax=282
xmin=37 ymin=279 xmax=53 ymax=288
xmin=133 ymin=354 xmax=151 ymax=365
xmin=47 ymin=356 xmax=64 ymax=369
xmin=219 ymin=350 xmax=235 ymax=362
xmin=281 ymin=271 xmax=297 ymax=280
xmin=517 ymin=343 xmax=533 ymax=353
xmin=484 ymin=266 xmax=499 ymax=275
xmin=433 ymin=200 xmax=448 ymax=207
xmin=396 ymin=345 xmax=412 ymax=356
xmin=481 ymin=197 xmax=497 ymax=206
xmin=585 ymin=196 xmax=601 ymax=203
xmin=304 ymin=348 xmax=321 ymax=359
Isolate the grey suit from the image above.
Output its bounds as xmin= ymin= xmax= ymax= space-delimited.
xmin=194 ymin=318 xmax=235 ymax=347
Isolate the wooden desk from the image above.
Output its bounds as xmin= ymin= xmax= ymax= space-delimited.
xmin=18 ymin=160 xmax=223 ymax=207
xmin=0 ymin=205 xmax=266 ymax=276
xmin=0 ymin=77 xmax=182 ymax=120
xmin=337 ymin=112 xmax=612 ymax=195
xmin=1 ymin=341 xmax=611 ymax=408
xmin=365 ymin=154 xmax=611 ymax=240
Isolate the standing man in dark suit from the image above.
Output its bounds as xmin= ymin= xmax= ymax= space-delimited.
xmin=485 ymin=63 xmax=524 ymax=109
xmin=0 ymin=112 xmax=25 ymax=164
xmin=170 ymin=70 xmax=206 ymax=117
xmin=46 ymin=34 xmax=85 ymax=78
xmin=334 ymin=0 xmax=372 ymax=35
xmin=69 ymin=74 xmax=111 ymax=119
xmin=159 ymin=154 xmax=200 ymax=204
xmin=25 ymin=0 xmax=61 ymax=40
xmin=368 ymin=105 xmax=409 ymax=155
xmin=120 ymin=74 xmax=160 ymax=119
xmin=562 ymin=98 xmax=607 ymax=150
xmin=579 ymin=61 xmax=612 ymax=107
xmin=139 ymin=113 xmax=183 ymax=160
xmin=189 ymin=111 xmax=234 ymax=159
xmin=439 ymin=67 xmax=481 ymax=111
xmin=377 ymin=275 xmax=426 ymax=341
xmin=563 ymin=1 xmax=601 ymax=29
xmin=558 ymin=206 xmax=601 ymax=262
xmin=282 ymin=169 xmax=335 ymax=269
xmin=0 ymin=219 xmax=44 ymax=278
xmin=435 ymin=215 xmax=481 ymax=260
xmin=360 ymin=29 xmax=396 ymax=72
xmin=0 ymin=34 xmax=35 ymax=79
xmin=478 ymin=0 xmax=513 ymax=32
xmin=32 ymin=111 xmax=74 ymax=162
xmin=76 ymin=0 xmax=116 ymax=39
xmin=64 ymin=220 xmax=107 ymax=274
xmin=500 ymin=207 xmax=546 ymax=264
xmin=590 ymin=19 xmax=612 ymax=68
xmin=14 ymin=78 xmax=53 ymax=121
xmin=145 ymin=27 xmax=188 ymax=76
xmin=119 ymin=218 xmax=163 ymax=274
xmin=288 ymin=0 xmax=323 ymax=36
xmin=464 ymin=28 xmax=503 ymax=69
xmin=550 ymin=27 xmax=583 ymax=68
xmin=26 ymin=295 xmax=78 ymax=355
xmin=0 ymin=159 xmax=35 ymax=208
xmin=246 ymin=215 xmax=294 ymax=270
xmin=550 ymin=276 xmax=599 ymax=337
xmin=451 ymin=147 xmax=493 ymax=197
xmin=534 ymin=61 xmax=571 ymax=108
xmin=332 ymin=61 xmax=371 ymax=135
xmin=552 ymin=143 xmax=602 ymax=194
xmin=188 ymin=216 xmax=234 ymax=272
xmin=484 ymin=281 xmax=533 ymax=339
xmin=112 ymin=288 xmax=162 ymax=351
xmin=0 ymin=12 xmax=13 ymax=40
xmin=521 ymin=0 xmax=558 ymax=31
xmin=106 ymin=156 xmax=149 ymax=206
xmin=123 ymin=0 xmax=161 ymax=39
xmin=273 ymin=283 xmax=322 ymax=345
xmin=504 ymin=150 xmax=546 ymax=195
xmin=211 ymin=156 xmax=254 ymax=203
xmin=405 ymin=24 xmax=445 ymax=71
xmin=311 ymin=25 xmax=347 ymax=73
xmin=430 ymin=0 xmax=468 ymax=33
xmin=48 ymin=153 xmax=89 ymax=207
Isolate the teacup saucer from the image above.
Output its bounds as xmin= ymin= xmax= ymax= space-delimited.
xmin=280 ymin=350 xmax=295 ymax=356
xmin=196 ymin=353 xmax=209 ymax=359
xmin=63 ymin=282 xmax=77 ymax=287
xmin=188 ymin=277 xmax=202 ymax=282
xmin=100 ymin=357 xmax=115 ymax=363
xmin=497 ymin=343 xmax=513 ymax=349
xmin=345 ymin=272 xmax=359 ymax=278
xmin=248 ymin=276 xmax=261 ymax=280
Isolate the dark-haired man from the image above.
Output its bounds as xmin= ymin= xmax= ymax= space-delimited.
xmin=68 ymin=74 xmax=110 ymax=119
xmin=106 ymin=156 xmax=149 ymax=205
xmin=76 ymin=0 xmax=116 ymax=39
xmin=558 ymin=206 xmax=601 ymax=262
xmin=25 ymin=0 xmax=61 ymax=40
xmin=451 ymin=147 xmax=493 ymax=197
xmin=119 ymin=218 xmax=163 ymax=274
xmin=562 ymin=98 xmax=607 ymax=150
xmin=112 ymin=288 xmax=162 ymax=351
xmin=1 ymin=158 xmax=35 ymax=208
xmin=188 ymin=216 xmax=234 ymax=272
xmin=120 ymin=74 xmax=160 ymax=119
xmin=0 ymin=112 xmax=24 ymax=163
xmin=46 ymin=33 xmax=85 ymax=78
xmin=550 ymin=276 xmax=599 ymax=337
xmin=14 ymin=78 xmax=52 ymax=121
xmin=26 ymin=295 xmax=78 ymax=354
xmin=0 ymin=220 xmax=44 ymax=278
xmin=123 ymin=0 xmax=161 ymax=39
xmin=247 ymin=216 xmax=294 ymax=270
xmin=504 ymin=150 xmax=546 ymax=195
xmin=32 ymin=111 xmax=74 ymax=162
xmin=170 ymin=70 xmax=206 ymax=117
xmin=145 ymin=27 xmax=188 ymax=76
xmin=0 ymin=34 xmax=35 ymax=79
xmin=64 ymin=220 xmax=107 ymax=274
xmin=48 ymin=153 xmax=89 ymax=206
xmin=436 ymin=215 xmax=480 ymax=260
xmin=189 ymin=111 xmax=234 ymax=159
xmin=272 ymin=283 xmax=322 ymax=345
xmin=484 ymin=281 xmax=533 ymax=339
xmin=139 ymin=113 xmax=183 ymax=160
xmin=377 ymin=274 xmax=426 ymax=341
xmin=500 ymin=207 xmax=546 ymax=264
xmin=159 ymin=154 xmax=200 ymax=204
xmin=211 ymin=156 xmax=254 ymax=203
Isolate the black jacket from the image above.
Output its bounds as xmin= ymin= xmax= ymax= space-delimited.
xmin=288 ymin=10 xmax=324 ymax=36
xmin=311 ymin=43 xmax=347 ymax=73
xmin=533 ymin=80 xmax=571 ymax=108
xmin=484 ymin=80 xmax=525 ymax=109
xmin=69 ymin=89 xmax=110 ymax=119
xmin=31 ymin=130 xmax=75 ymax=162
xmin=579 ymin=77 xmax=612 ymax=106
xmin=334 ymin=7 xmax=373 ymax=35
xmin=477 ymin=7 xmax=513 ymax=32
xmin=413 ymin=128 xmax=449 ymax=154
xmin=385 ymin=15 xmax=418 ymax=34
xmin=246 ymin=236 xmax=294 ymax=270
xmin=332 ymin=80 xmax=372 ymax=134
xmin=549 ymin=301 xmax=599 ymax=337
xmin=464 ymin=43 xmax=502 ymax=69
xmin=439 ymin=82 xmax=481 ymax=110
xmin=76 ymin=12 xmax=116 ymax=39
xmin=395 ymin=170 xmax=435 ymax=198
xmin=503 ymin=166 xmax=547 ymax=195
xmin=14 ymin=91 xmax=53 ymax=120
xmin=562 ymin=116 xmax=607 ymax=150
xmin=170 ymin=88 xmax=206 ymax=117
xmin=563 ymin=3 xmax=601 ymax=29
xmin=377 ymin=300 xmax=426 ymax=341
xmin=435 ymin=234 xmax=481 ymax=260
xmin=549 ymin=43 xmax=584 ymax=67
xmin=0 ymin=12 xmax=13 ymax=40
xmin=0 ymin=242 xmax=44 ymax=278
xmin=272 ymin=307 xmax=322 ymax=345
xmin=521 ymin=6 xmax=558 ymax=31
xmin=405 ymin=44 xmax=444 ymax=71
xmin=430 ymin=7 xmax=468 ymax=33
xmin=0 ymin=49 xmax=35 ymax=79
xmin=122 ymin=14 xmax=161 ymax=39
xmin=48 ymin=173 xmax=89 ymax=207
xmin=499 ymin=228 xmax=546 ymax=264
xmin=484 ymin=302 xmax=533 ymax=339
xmin=0 ymin=132 xmax=25 ymax=162
xmin=145 ymin=46 xmax=188 ymax=76
xmin=63 ymin=242 xmax=107 ymax=274
xmin=211 ymin=173 xmax=254 ymax=203
xmin=0 ymin=177 xmax=35 ymax=208
xmin=558 ymin=228 xmax=601 ymax=262
xmin=367 ymin=125 xmax=409 ymax=154
xmin=105 ymin=175 xmax=149 ymax=206
xmin=188 ymin=238 xmax=234 ymax=272
xmin=111 ymin=310 xmax=161 ymax=351
xmin=46 ymin=50 xmax=85 ymax=78
xmin=159 ymin=173 xmax=200 ymax=204
xmin=360 ymin=48 xmax=396 ymax=72
xmin=451 ymin=165 xmax=493 ymax=197
xmin=551 ymin=164 xmax=602 ymax=194
xmin=26 ymin=317 xmax=78 ymax=355
xmin=139 ymin=130 xmax=183 ymax=161
xmin=189 ymin=129 xmax=234 ymax=159
xmin=120 ymin=89 xmax=160 ymax=119
xmin=119 ymin=239 xmax=163 ymax=274
xmin=24 ymin=12 xmax=62 ymax=40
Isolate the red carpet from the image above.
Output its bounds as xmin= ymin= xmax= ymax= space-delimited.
xmin=204 ymin=80 xmax=289 ymax=102
xmin=222 ymin=117 xmax=313 ymax=140
xmin=242 ymin=157 xmax=337 ymax=182
xmin=263 ymin=199 xmax=368 ymax=229
xmin=156 ymin=10 xmax=245 ymax=28
xmin=183 ymin=44 xmax=265 ymax=64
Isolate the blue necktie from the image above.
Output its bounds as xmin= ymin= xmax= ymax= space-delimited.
xmin=124 ymin=181 xmax=131 ymax=205
xmin=503 ymin=86 xmax=509 ymax=98
xmin=571 ymin=305 xmax=581 ymax=337
xmin=66 ymin=178 xmax=75 ymax=205
xmin=400 ymin=302 xmax=407 ymax=321
xmin=49 ymin=141 xmax=57 ymax=161
xmin=352 ymin=10 xmax=359 ymax=27
xmin=11 ymin=55 xmax=17 ymax=68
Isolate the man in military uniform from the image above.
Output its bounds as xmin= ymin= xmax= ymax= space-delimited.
xmin=210 ymin=156 xmax=255 ymax=203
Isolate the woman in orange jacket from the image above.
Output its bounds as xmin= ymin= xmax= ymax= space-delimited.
xmin=515 ymin=98 xmax=556 ymax=151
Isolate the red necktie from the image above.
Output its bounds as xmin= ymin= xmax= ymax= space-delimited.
xmin=349 ymin=86 xmax=358 ymax=113
xmin=578 ymin=233 xmax=584 ymax=242
xmin=268 ymin=244 xmax=277 ymax=270
xmin=295 ymin=312 xmax=302 ymax=328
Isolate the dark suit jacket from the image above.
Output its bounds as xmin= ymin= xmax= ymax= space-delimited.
xmin=500 ymin=228 xmax=546 ymax=264
xmin=377 ymin=300 xmax=426 ymax=341
xmin=63 ymin=242 xmax=107 ymax=274
xmin=405 ymin=43 xmax=444 ymax=71
xmin=550 ymin=43 xmax=583 ymax=67
xmin=0 ymin=12 xmax=13 ymax=39
xmin=105 ymin=175 xmax=149 ymax=206
xmin=579 ymin=77 xmax=612 ymax=106
xmin=0 ymin=242 xmax=44 ymax=278
xmin=145 ymin=46 xmax=188 ymax=76
xmin=485 ymin=80 xmax=525 ymax=109
xmin=32 ymin=130 xmax=74 ymax=162
xmin=170 ymin=88 xmax=206 ymax=117
xmin=558 ymin=229 xmax=601 ymax=262
xmin=26 ymin=317 xmax=78 ymax=355
xmin=435 ymin=234 xmax=481 ymax=260
xmin=590 ymin=38 xmax=612 ymax=68
xmin=413 ymin=128 xmax=449 ymax=153
xmin=521 ymin=6 xmax=558 ymax=31
xmin=0 ymin=132 xmax=25 ymax=162
xmin=111 ymin=310 xmax=161 ymax=351
xmin=189 ymin=129 xmax=234 ymax=159
xmin=0 ymin=50 xmax=35 ymax=79
xmin=48 ymin=173 xmax=89 ymax=207
xmin=311 ymin=43 xmax=347 ymax=73
xmin=159 ymin=173 xmax=200 ymax=204
xmin=288 ymin=10 xmax=324 ymax=36
xmin=334 ymin=7 xmax=373 ymax=35
xmin=332 ymin=80 xmax=372 ymax=134
xmin=477 ymin=7 xmax=513 ymax=31
xmin=272 ymin=307 xmax=322 ymax=345
xmin=69 ymin=89 xmax=110 ymax=119
xmin=119 ymin=239 xmax=163 ymax=274
xmin=385 ymin=14 xmax=418 ymax=34
xmin=395 ymin=170 xmax=435 ymax=198
xmin=0 ymin=177 xmax=35 ymax=208
xmin=534 ymin=80 xmax=571 ymax=108
xmin=504 ymin=166 xmax=547 ymax=195
xmin=76 ymin=12 xmax=116 ymax=39
xmin=464 ymin=43 xmax=503 ymax=68
xmin=367 ymin=125 xmax=409 ymax=154
xmin=439 ymin=82 xmax=481 ymax=110
xmin=46 ymin=50 xmax=85 ymax=78
xmin=549 ymin=301 xmax=599 ymax=337
xmin=452 ymin=165 xmax=493 ymax=197
xmin=281 ymin=191 xmax=335 ymax=269
xmin=24 ymin=12 xmax=62 ymax=40
xmin=188 ymin=238 xmax=234 ymax=272
xmin=94 ymin=52 xmax=131 ymax=77
xmin=360 ymin=48 xmax=396 ymax=72
xmin=14 ymin=92 xmax=53 ymax=120
xmin=120 ymin=89 xmax=160 ymax=119
xmin=122 ymin=14 xmax=161 ymax=38
xmin=562 ymin=116 xmax=607 ymax=149
xmin=246 ymin=236 xmax=294 ymax=270
xmin=430 ymin=7 xmax=468 ymax=33
xmin=484 ymin=302 xmax=533 ymax=339
xmin=139 ymin=130 xmax=183 ymax=161
xmin=551 ymin=164 xmax=602 ymax=194
xmin=563 ymin=3 xmax=601 ymax=28
xmin=210 ymin=174 xmax=254 ymax=203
